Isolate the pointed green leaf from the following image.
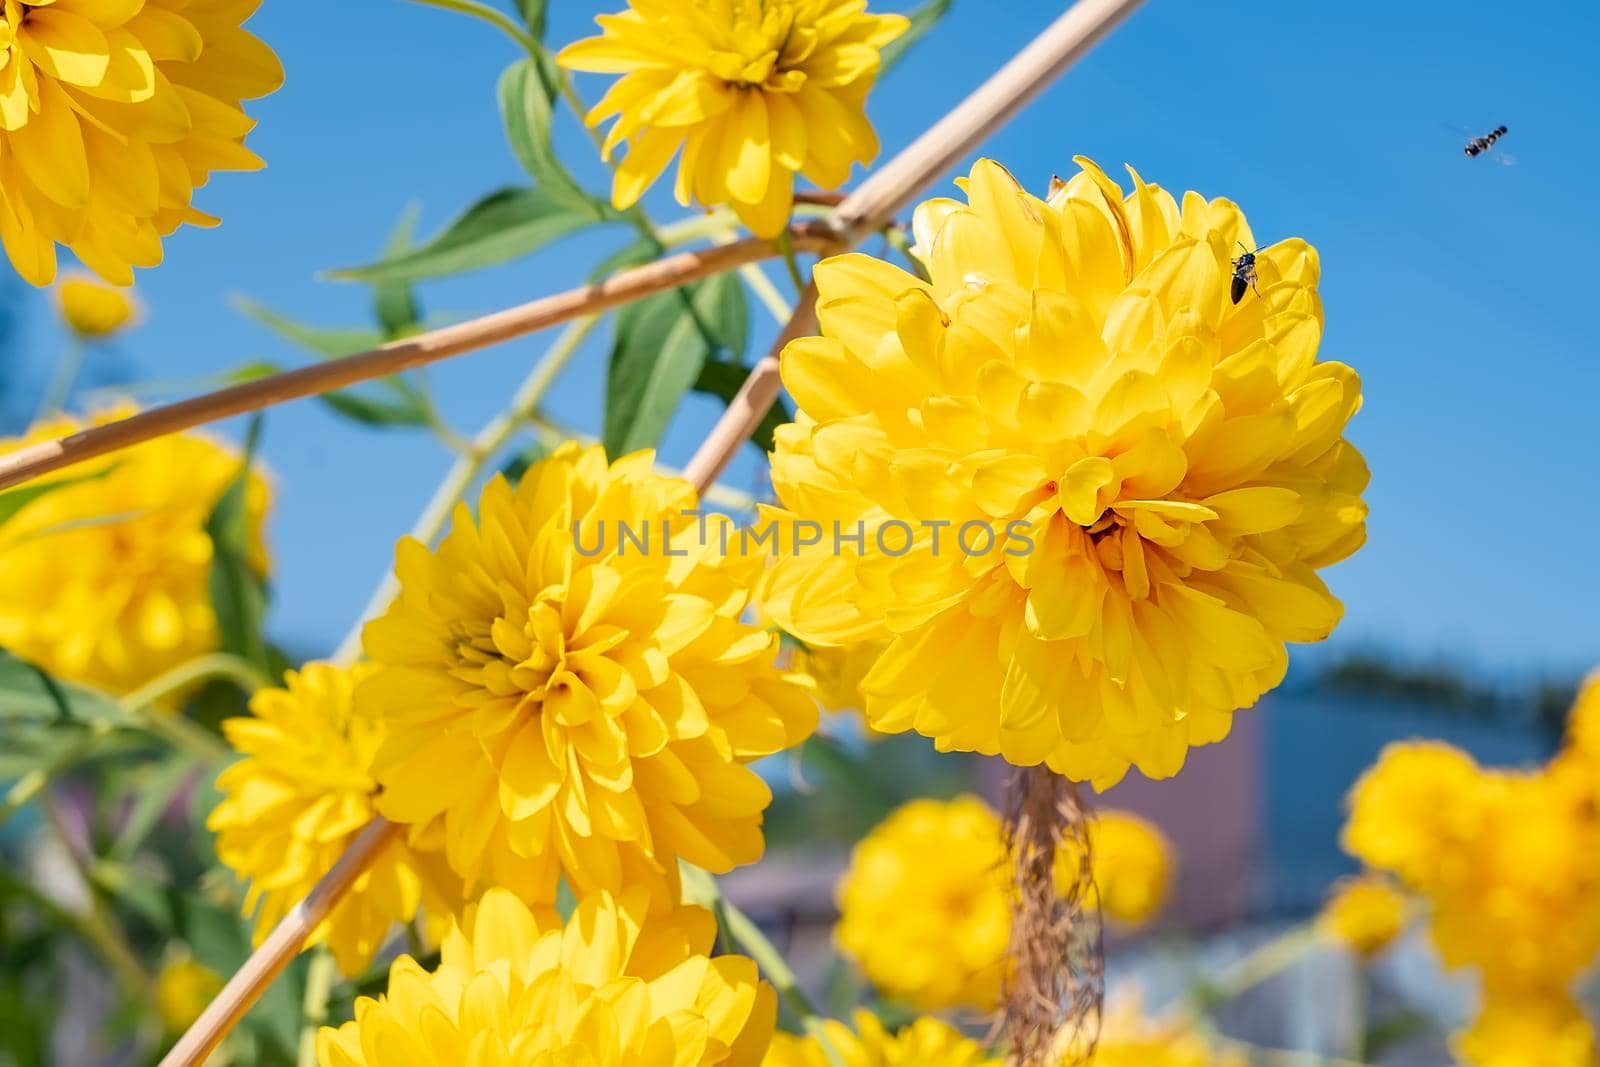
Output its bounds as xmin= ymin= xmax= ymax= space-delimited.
xmin=693 ymin=359 xmax=792 ymax=454
xmin=374 ymin=202 xmax=426 ymax=339
xmin=520 ymin=0 xmax=548 ymax=38
xmin=0 ymin=648 xmax=129 ymax=726
xmin=205 ymin=417 xmax=270 ymax=676
xmin=330 ymin=187 xmax=612 ymax=285
xmin=0 ymin=465 xmax=118 ymax=528
xmin=499 ymin=58 xmax=594 ymax=207
xmin=232 ymin=298 xmax=384 ymax=360
xmin=879 ymin=0 xmax=953 ymax=73
xmin=603 ymin=274 xmax=749 ymax=456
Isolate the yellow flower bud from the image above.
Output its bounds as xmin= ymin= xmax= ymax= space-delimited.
xmin=55 ymin=274 xmax=138 ymax=340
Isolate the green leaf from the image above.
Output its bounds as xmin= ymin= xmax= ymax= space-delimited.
xmin=603 ymin=275 xmax=749 ymax=457
xmin=879 ymin=0 xmax=953 ymax=73
xmin=374 ymin=202 xmax=426 ymax=340
xmin=205 ymin=417 xmax=271 ymax=677
xmin=319 ymin=385 xmax=431 ymax=428
xmin=0 ymin=464 xmax=117 ymax=527
xmin=0 ymin=648 xmax=128 ymax=727
xmin=590 ymin=236 xmax=662 ymax=282
xmin=519 ymin=0 xmax=547 ymax=38
xmin=330 ymin=187 xmax=611 ymax=285
xmin=226 ymin=359 xmax=431 ymax=430
xmin=693 ymin=359 xmax=791 ymax=454
xmin=232 ymin=297 xmax=385 ymax=360
xmin=499 ymin=440 xmax=551 ymax=485
xmin=499 ymin=58 xmax=593 ymax=207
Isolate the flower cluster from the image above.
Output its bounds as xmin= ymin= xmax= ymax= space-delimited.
xmin=209 ymin=662 xmax=461 ymax=976
xmin=762 ymin=158 xmax=1367 ymax=789
xmin=359 ymin=443 xmax=817 ymax=908
xmin=1316 ymin=873 xmax=1406 ymax=959
xmin=317 ymin=887 xmax=776 ymax=1066
xmin=0 ymin=406 xmax=270 ymax=697
xmin=1063 ymin=990 xmax=1248 ymax=1067
xmin=558 ymin=0 xmax=907 ymax=236
xmin=1342 ymin=674 xmax=1600 ymax=1061
xmin=833 ymin=795 xmax=1173 ymax=1010
xmin=764 ymin=1011 xmax=995 ymax=1067
xmin=0 ymin=0 xmax=282 ymax=285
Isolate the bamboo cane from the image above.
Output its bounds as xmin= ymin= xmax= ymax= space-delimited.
xmin=156 ymin=1 xmax=1147 ymax=1062
xmin=0 ymin=226 xmax=838 ymax=493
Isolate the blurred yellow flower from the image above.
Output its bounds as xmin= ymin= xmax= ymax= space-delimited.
xmin=1061 ymin=989 xmax=1247 ymax=1067
xmin=0 ymin=0 xmax=282 ymax=286
xmin=208 ymin=663 xmax=461 ymax=977
xmin=1055 ymin=810 xmax=1173 ymax=928
xmin=1340 ymin=741 xmax=1486 ymax=891
xmin=765 ymin=1010 xmax=996 ymax=1067
xmin=1454 ymin=987 xmax=1598 ymax=1067
xmin=0 ymin=406 xmax=270 ymax=697
xmin=835 ymin=794 xmax=1173 ymax=1011
xmin=834 ymin=795 xmax=1010 ymax=1011
xmin=762 ymin=158 xmax=1367 ymax=789
xmin=1345 ymin=742 xmax=1600 ymax=987
xmin=558 ymin=0 xmax=906 ymax=236
xmin=359 ymin=442 xmax=816 ymax=909
xmin=55 ymin=273 xmax=138 ymax=339
xmin=1317 ymin=874 xmax=1406 ymax=959
xmin=316 ymin=887 xmax=776 ymax=1066
xmin=154 ymin=953 xmax=223 ymax=1034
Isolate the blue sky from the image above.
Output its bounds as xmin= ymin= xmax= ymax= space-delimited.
xmin=4 ymin=0 xmax=1597 ymax=677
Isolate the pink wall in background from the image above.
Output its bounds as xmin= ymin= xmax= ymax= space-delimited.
xmin=978 ymin=705 xmax=1264 ymax=931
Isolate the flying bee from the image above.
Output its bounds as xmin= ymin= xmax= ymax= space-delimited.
xmin=1446 ymin=123 xmax=1515 ymax=165
xmin=1464 ymin=124 xmax=1508 ymax=158
xmin=1230 ymin=243 xmax=1260 ymax=305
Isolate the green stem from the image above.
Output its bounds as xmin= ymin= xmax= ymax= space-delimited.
xmin=42 ymin=795 xmax=154 ymax=1000
xmin=403 ymin=0 xmax=539 ymax=56
xmin=0 ymin=722 xmax=113 ymax=831
xmin=1178 ymin=924 xmax=1321 ymax=1025
xmin=297 ymin=949 xmax=338 ymax=1067
xmin=679 ymin=866 xmax=845 ymax=1067
xmin=118 ymin=652 xmax=268 ymax=763
xmin=775 ymin=228 xmax=807 ymax=294
xmin=331 ymin=314 xmax=604 ymax=665
xmin=37 ymin=338 xmax=88 ymax=419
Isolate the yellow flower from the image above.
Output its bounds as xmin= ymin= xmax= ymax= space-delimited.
xmin=1344 ymin=740 xmax=1600 ymax=988
xmin=792 ymin=637 xmax=890 ymax=738
xmin=0 ymin=0 xmax=282 ymax=286
xmin=1064 ymin=989 xmax=1247 ymax=1067
xmin=834 ymin=795 xmax=1010 ymax=1011
xmin=359 ymin=442 xmax=817 ymax=908
xmin=1454 ymin=988 xmax=1598 ymax=1067
xmin=55 ymin=272 xmax=138 ymax=339
xmin=316 ymin=887 xmax=777 ymax=1067
xmin=836 ymin=796 xmax=1173 ymax=1011
xmin=208 ymin=662 xmax=461 ymax=976
xmin=1340 ymin=741 xmax=1486 ymax=891
xmin=0 ymin=406 xmax=269 ymax=697
xmin=558 ymin=0 xmax=907 ymax=237
xmin=1055 ymin=809 xmax=1173 ymax=928
xmin=761 ymin=158 xmax=1368 ymax=789
xmin=154 ymin=953 xmax=224 ymax=1034
xmin=764 ymin=1010 xmax=996 ymax=1067
xmin=1317 ymin=874 xmax=1406 ymax=959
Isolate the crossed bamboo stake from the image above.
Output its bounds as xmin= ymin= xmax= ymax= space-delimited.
xmin=1 ymin=2 xmax=1151 ymax=1062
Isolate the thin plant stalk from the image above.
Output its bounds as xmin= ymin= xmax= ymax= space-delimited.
xmin=330 ymin=313 xmax=603 ymax=665
xmin=0 ymin=228 xmax=839 ymax=493
xmin=37 ymin=338 xmax=88 ymax=420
